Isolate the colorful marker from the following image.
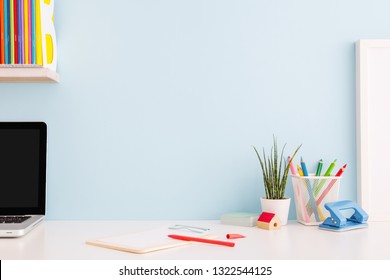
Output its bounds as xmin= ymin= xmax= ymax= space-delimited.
xmin=168 ymin=234 xmax=235 ymax=247
xmin=300 ymin=157 xmax=320 ymax=222
xmin=300 ymin=157 xmax=309 ymax=176
xmin=335 ymin=164 xmax=347 ymax=177
xmin=297 ymin=165 xmax=304 ymax=176
xmin=313 ymin=159 xmax=323 ymax=191
xmin=316 ymin=164 xmax=347 ymax=206
xmin=292 ymin=162 xmax=310 ymax=223
xmin=324 ymin=159 xmax=337 ymax=176
xmin=315 ymin=159 xmax=323 ymax=176
xmin=288 ymin=156 xmax=297 ymax=175
xmin=314 ymin=159 xmax=337 ymax=196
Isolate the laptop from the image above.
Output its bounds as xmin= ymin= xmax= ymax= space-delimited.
xmin=0 ymin=122 xmax=47 ymax=237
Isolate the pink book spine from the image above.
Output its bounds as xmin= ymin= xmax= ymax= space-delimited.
xmin=28 ymin=0 xmax=32 ymax=64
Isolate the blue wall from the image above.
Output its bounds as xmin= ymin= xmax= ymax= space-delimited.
xmin=1 ymin=0 xmax=389 ymax=220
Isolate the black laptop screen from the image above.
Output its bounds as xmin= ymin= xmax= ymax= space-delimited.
xmin=0 ymin=123 xmax=47 ymax=215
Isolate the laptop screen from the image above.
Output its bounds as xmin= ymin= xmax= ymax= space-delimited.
xmin=0 ymin=122 xmax=47 ymax=215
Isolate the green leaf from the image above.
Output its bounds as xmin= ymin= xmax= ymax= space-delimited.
xmin=253 ymin=138 xmax=302 ymax=200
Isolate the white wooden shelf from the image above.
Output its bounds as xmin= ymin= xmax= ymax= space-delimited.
xmin=1 ymin=220 xmax=390 ymax=259
xmin=0 ymin=65 xmax=60 ymax=83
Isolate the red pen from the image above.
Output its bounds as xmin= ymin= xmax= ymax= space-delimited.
xmin=168 ymin=234 xmax=235 ymax=247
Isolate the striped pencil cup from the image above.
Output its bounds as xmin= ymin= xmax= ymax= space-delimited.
xmin=291 ymin=175 xmax=341 ymax=225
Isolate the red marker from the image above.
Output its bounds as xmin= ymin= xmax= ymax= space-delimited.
xmin=335 ymin=164 xmax=347 ymax=177
xmin=316 ymin=164 xmax=347 ymax=206
xmin=168 ymin=234 xmax=235 ymax=247
xmin=226 ymin=234 xmax=245 ymax=239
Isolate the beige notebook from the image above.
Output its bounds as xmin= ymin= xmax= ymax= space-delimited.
xmin=86 ymin=227 xmax=217 ymax=254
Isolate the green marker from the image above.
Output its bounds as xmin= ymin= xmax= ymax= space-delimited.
xmin=314 ymin=159 xmax=337 ymax=197
xmin=315 ymin=159 xmax=323 ymax=176
xmin=324 ymin=159 xmax=337 ymax=176
xmin=312 ymin=159 xmax=323 ymax=195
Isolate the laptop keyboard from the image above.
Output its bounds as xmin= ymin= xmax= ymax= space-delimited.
xmin=0 ymin=216 xmax=31 ymax=223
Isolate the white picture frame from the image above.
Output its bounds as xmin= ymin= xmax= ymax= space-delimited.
xmin=356 ymin=39 xmax=390 ymax=221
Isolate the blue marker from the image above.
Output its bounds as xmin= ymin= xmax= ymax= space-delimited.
xmin=4 ymin=0 xmax=10 ymax=64
xmin=301 ymin=157 xmax=320 ymax=222
xmin=300 ymin=157 xmax=309 ymax=176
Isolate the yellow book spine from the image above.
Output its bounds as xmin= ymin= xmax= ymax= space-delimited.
xmin=36 ymin=0 xmax=43 ymax=65
xmin=10 ymin=0 xmax=14 ymax=64
xmin=24 ymin=0 xmax=29 ymax=64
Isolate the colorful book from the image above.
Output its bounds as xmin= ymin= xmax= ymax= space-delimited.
xmin=27 ymin=0 xmax=30 ymax=63
xmin=9 ymin=0 xmax=13 ymax=63
xmin=30 ymin=0 xmax=34 ymax=64
xmin=35 ymin=0 xmax=41 ymax=65
xmin=17 ymin=0 xmax=23 ymax=63
xmin=0 ymin=0 xmax=4 ymax=63
xmin=19 ymin=0 xmax=25 ymax=64
xmin=1 ymin=0 xmax=55 ymax=67
xmin=25 ymin=0 xmax=28 ymax=64
xmin=23 ymin=0 xmax=27 ymax=64
xmin=3 ymin=0 xmax=9 ymax=63
xmin=23 ymin=0 xmax=28 ymax=63
xmin=13 ymin=0 xmax=17 ymax=63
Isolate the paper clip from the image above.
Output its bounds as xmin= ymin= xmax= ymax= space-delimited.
xmin=168 ymin=225 xmax=210 ymax=233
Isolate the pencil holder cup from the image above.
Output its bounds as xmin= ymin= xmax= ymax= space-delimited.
xmin=291 ymin=175 xmax=341 ymax=225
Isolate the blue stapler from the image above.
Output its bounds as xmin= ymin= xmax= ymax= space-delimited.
xmin=319 ymin=200 xmax=369 ymax=232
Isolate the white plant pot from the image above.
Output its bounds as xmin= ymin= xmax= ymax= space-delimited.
xmin=260 ymin=197 xmax=291 ymax=226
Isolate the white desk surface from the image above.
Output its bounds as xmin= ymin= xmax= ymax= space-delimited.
xmin=1 ymin=220 xmax=389 ymax=260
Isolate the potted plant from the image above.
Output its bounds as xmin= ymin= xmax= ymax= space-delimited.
xmin=253 ymin=137 xmax=301 ymax=225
